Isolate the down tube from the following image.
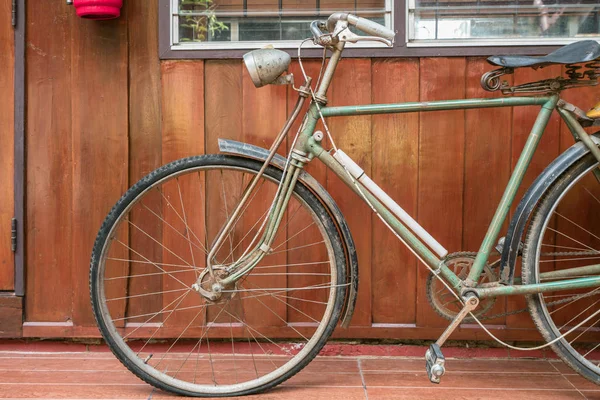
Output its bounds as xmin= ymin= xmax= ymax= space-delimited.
xmin=305 ymin=139 xmax=463 ymax=290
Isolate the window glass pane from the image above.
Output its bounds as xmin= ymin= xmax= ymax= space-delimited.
xmin=411 ymin=0 xmax=600 ymax=41
xmin=175 ymin=0 xmax=391 ymax=44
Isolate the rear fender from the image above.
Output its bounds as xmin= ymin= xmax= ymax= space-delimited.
xmin=218 ymin=139 xmax=359 ymax=328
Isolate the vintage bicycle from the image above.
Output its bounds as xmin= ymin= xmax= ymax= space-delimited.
xmin=89 ymin=12 xmax=600 ymax=397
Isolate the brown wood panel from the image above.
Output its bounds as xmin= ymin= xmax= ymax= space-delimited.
xmin=160 ymin=60 xmax=206 ymax=328
xmin=506 ymin=65 xmax=562 ymax=330
xmin=204 ymin=60 xmax=243 ymax=327
xmin=370 ymin=59 xmax=419 ymax=324
xmin=462 ymin=58 xmax=513 ymax=326
xmin=205 ymin=60 xmax=243 ymax=153
xmin=326 ymin=58 xmax=373 ymax=326
xmin=0 ymin=0 xmax=14 ymax=291
xmin=71 ymin=16 xmax=129 ymax=327
xmin=22 ymin=320 xmax=550 ymax=341
xmin=25 ymin=2 xmax=73 ymax=321
xmin=416 ymin=57 xmax=466 ymax=329
xmin=126 ymin=0 xmax=163 ymax=322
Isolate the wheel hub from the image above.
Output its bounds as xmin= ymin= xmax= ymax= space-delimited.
xmin=192 ymin=267 xmax=237 ymax=303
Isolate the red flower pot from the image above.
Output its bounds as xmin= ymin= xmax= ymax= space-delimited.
xmin=73 ymin=0 xmax=123 ymax=20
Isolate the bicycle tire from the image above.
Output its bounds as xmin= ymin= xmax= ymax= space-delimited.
xmin=523 ymin=152 xmax=600 ymax=385
xmin=90 ymin=154 xmax=347 ymax=397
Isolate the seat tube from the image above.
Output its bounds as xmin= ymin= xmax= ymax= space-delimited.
xmin=465 ymin=95 xmax=559 ymax=286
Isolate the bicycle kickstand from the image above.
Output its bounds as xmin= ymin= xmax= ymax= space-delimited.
xmin=425 ymin=293 xmax=479 ymax=384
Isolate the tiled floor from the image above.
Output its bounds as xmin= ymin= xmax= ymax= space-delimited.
xmin=0 ymin=345 xmax=599 ymax=399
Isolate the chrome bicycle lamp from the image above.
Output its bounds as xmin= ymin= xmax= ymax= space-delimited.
xmin=243 ymin=48 xmax=292 ymax=88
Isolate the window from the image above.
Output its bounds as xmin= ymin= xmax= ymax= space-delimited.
xmin=162 ymin=0 xmax=600 ymax=57
xmin=409 ymin=0 xmax=600 ymax=45
xmin=171 ymin=1 xmax=393 ymax=49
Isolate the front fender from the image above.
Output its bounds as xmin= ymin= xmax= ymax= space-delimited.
xmin=500 ymin=133 xmax=600 ymax=284
xmin=218 ymin=139 xmax=359 ymax=328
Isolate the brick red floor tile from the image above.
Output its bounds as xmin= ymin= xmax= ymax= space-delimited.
xmin=0 ymin=384 xmax=152 ymax=399
xmin=367 ymin=387 xmax=585 ymax=400
xmin=362 ymin=371 xmax=574 ymax=390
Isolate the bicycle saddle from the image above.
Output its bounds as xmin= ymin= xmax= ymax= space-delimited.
xmin=487 ymin=40 xmax=600 ymax=69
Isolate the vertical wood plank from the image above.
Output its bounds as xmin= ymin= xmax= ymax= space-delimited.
xmin=161 ymin=61 xmax=206 ymax=328
xmin=506 ymin=65 xmax=561 ymax=331
xmin=463 ymin=58 xmax=512 ymax=326
xmin=371 ymin=59 xmax=419 ymax=324
xmin=126 ymin=0 xmax=163 ymax=323
xmin=25 ymin=2 xmax=73 ymax=320
xmin=204 ymin=60 xmax=243 ymax=324
xmin=71 ymin=16 xmax=129 ymax=327
xmin=0 ymin=0 xmax=14 ymax=291
xmin=205 ymin=60 xmax=243 ymax=153
xmin=416 ymin=57 xmax=466 ymax=330
xmin=327 ymin=58 xmax=372 ymax=327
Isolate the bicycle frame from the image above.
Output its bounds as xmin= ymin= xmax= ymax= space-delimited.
xmin=291 ymin=96 xmax=600 ymax=300
xmin=214 ymin=41 xmax=600 ymax=302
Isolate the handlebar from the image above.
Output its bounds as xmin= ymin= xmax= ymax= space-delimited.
xmin=326 ymin=12 xmax=396 ymax=42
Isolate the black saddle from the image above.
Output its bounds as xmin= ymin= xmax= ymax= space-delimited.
xmin=487 ymin=40 xmax=600 ymax=69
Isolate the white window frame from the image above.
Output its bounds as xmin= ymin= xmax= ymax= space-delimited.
xmin=170 ymin=0 xmax=394 ymax=51
xmin=406 ymin=0 xmax=600 ymax=47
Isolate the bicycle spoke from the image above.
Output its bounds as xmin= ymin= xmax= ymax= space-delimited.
xmin=176 ymin=178 xmax=200 ymax=279
xmin=141 ymin=202 xmax=208 ymax=255
xmin=113 ymin=239 xmax=190 ymax=289
xmin=93 ymin=162 xmax=340 ymax=393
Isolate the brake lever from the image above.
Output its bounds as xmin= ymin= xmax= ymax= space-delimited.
xmin=335 ymin=26 xmax=394 ymax=47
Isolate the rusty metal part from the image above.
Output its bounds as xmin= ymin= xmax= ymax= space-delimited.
xmin=558 ymin=100 xmax=596 ymax=129
xmin=481 ymin=62 xmax=599 ymax=95
xmin=427 ymin=252 xmax=497 ymax=322
xmin=480 ymin=67 xmax=514 ymax=92
xmin=435 ymin=294 xmax=480 ymax=348
xmin=192 ymin=267 xmax=236 ymax=303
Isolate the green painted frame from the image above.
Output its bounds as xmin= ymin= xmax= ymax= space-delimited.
xmin=290 ymin=94 xmax=600 ymax=300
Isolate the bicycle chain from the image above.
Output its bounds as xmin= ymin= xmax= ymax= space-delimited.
xmin=433 ymin=250 xmax=600 ymax=321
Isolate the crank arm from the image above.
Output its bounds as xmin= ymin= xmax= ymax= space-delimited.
xmin=435 ymin=293 xmax=479 ymax=347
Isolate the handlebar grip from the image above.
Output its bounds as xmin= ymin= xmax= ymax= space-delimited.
xmin=348 ymin=15 xmax=396 ymax=42
xmin=326 ymin=12 xmax=395 ymax=42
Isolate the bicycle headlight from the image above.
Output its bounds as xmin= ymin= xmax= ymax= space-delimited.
xmin=243 ymin=48 xmax=291 ymax=88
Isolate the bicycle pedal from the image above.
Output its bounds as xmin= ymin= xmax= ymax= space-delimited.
xmin=425 ymin=344 xmax=446 ymax=384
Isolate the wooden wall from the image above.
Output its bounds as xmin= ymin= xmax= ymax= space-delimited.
xmin=19 ymin=0 xmax=600 ymax=340
xmin=0 ymin=0 xmax=22 ymax=338
xmin=0 ymin=0 xmax=14 ymax=291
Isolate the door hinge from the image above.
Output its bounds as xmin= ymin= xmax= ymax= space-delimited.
xmin=11 ymin=0 xmax=16 ymax=27
xmin=11 ymin=218 xmax=17 ymax=252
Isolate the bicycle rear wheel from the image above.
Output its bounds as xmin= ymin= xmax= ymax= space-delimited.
xmin=90 ymin=155 xmax=347 ymax=397
xmin=523 ymin=153 xmax=600 ymax=384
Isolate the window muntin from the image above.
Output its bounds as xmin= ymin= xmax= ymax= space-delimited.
xmin=172 ymin=0 xmax=393 ymax=48
xmin=408 ymin=0 xmax=600 ymax=44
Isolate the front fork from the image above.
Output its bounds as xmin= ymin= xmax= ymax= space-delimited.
xmin=220 ymin=151 xmax=309 ymax=285
xmin=194 ymin=93 xmax=315 ymax=299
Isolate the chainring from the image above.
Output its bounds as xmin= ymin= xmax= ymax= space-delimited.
xmin=426 ymin=252 xmax=498 ymax=322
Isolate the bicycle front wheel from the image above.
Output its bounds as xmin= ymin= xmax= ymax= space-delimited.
xmin=90 ymin=155 xmax=347 ymax=397
xmin=523 ymin=153 xmax=600 ymax=384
